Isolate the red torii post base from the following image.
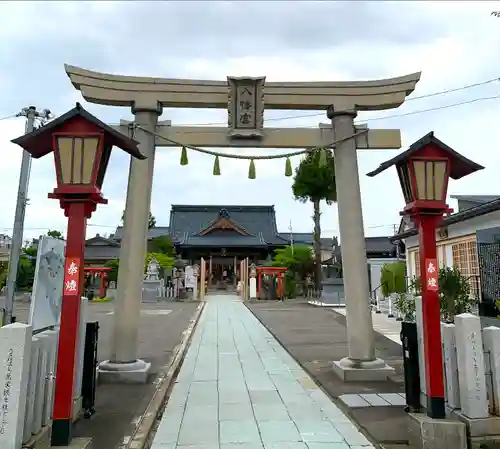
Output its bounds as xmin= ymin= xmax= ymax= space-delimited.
xmin=51 ymin=196 xmax=104 ymax=446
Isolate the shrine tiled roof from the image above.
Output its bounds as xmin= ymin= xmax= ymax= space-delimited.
xmin=180 ymin=235 xmax=268 ymax=248
xmin=277 ymin=233 xmax=335 ymax=249
xmin=169 ymin=205 xmax=286 ymax=246
xmin=334 ymin=236 xmax=397 ymax=257
xmin=112 ymin=226 xmax=169 ymax=241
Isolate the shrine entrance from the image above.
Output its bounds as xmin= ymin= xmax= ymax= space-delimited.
xmin=207 ymin=256 xmax=233 ymax=289
xmin=66 ymin=63 xmax=421 ymax=379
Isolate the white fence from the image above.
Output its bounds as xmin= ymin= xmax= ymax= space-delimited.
xmin=0 ymin=297 xmax=87 ymax=449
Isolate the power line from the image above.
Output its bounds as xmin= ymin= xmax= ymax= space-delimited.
xmin=357 ymin=93 xmax=500 ymax=124
xmin=138 ymin=92 xmax=500 ymax=137
xmin=0 ymin=114 xmax=18 ymax=121
xmin=0 ymin=223 xmax=118 ymax=231
xmin=322 ymin=223 xmax=397 ymax=232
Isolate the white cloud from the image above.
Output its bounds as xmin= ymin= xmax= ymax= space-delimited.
xmin=1 ymin=1 xmax=500 ymax=243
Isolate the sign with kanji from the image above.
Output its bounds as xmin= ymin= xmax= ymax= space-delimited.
xmin=227 ymin=76 xmax=265 ymax=139
xmin=63 ymin=257 xmax=80 ymax=296
xmin=425 ymin=258 xmax=438 ymax=291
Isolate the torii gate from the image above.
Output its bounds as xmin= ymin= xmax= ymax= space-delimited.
xmin=65 ymin=64 xmax=420 ymax=382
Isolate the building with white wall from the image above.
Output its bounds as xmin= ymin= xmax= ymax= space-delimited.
xmin=0 ymin=234 xmax=12 ymax=262
xmin=326 ymin=236 xmax=402 ymax=301
xmin=393 ymin=195 xmax=500 ymax=316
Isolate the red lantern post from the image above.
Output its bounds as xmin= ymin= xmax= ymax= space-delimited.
xmin=367 ymin=132 xmax=484 ymax=419
xmin=11 ymin=103 xmax=144 ymax=446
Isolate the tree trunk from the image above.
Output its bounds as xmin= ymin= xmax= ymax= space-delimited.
xmin=312 ymin=199 xmax=322 ymax=293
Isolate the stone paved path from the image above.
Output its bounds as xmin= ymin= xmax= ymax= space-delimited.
xmin=151 ymin=294 xmax=374 ymax=449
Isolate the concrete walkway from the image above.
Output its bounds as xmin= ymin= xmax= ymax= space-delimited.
xmin=333 ymin=307 xmax=402 ymax=346
xmin=151 ymin=294 xmax=374 ymax=449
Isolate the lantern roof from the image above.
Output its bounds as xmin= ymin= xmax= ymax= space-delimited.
xmin=11 ymin=102 xmax=145 ymax=160
xmin=366 ymin=131 xmax=484 ymax=180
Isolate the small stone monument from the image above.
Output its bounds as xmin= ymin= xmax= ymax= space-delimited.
xmin=29 ymin=236 xmax=65 ymax=332
xmin=0 ymin=323 xmax=32 ymax=449
xmin=249 ymin=263 xmax=257 ymax=299
xmin=455 ymin=313 xmax=489 ymax=419
xmin=184 ymin=265 xmax=196 ymax=299
xmin=193 ymin=264 xmax=200 ymax=299
xmin=142 ymin=257 xmax=163 ymax=302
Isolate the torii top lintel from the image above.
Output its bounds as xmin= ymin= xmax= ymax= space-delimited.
xmin=64 ymin=64 xmax=421 ymax=112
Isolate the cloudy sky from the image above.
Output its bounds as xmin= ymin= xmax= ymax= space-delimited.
xmin=1 ymin=1 xmax=499 ymax=243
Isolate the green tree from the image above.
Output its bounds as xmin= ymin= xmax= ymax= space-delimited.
xmin=121 ymin=210 xmax=156 ymax=229
xmin=16 ymin=257 xmax=35 ymax=290
xmin=22 ymin=246 xmax=37 ymax=259
xmin=0 ymin=261 xmax=8 ymax=289
xmin=144 ymin=252 xmax=174 ymax=271
xmin=292 ymin=149 xmax=337 ymax=291
xmin=272 ymin=245 xmax=314 ymax=297
xmin=47 ymin=230 xmax=64 ymax=240
xmin=149 ymin=235 xmax=174 ymax=256
xmin=104 ymin=259 xmax=120 ymax=283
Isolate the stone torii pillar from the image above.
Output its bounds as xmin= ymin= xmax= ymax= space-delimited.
xmin=99 ymin=102 xmax=161 ymax=382
xmin=328 ymin=105 xmax=394 ymax=380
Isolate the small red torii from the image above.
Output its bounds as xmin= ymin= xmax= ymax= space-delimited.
xmin=256 ymin=266 xmax=287 ymax=299
xmin=84 ymin=266 xmax=112 ymax=298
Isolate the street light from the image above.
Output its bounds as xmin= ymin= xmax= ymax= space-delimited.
xmin=367 ymin=131 xmax=484 ymax=419
xmin=11 ymin=102 xmax=143 ymax=446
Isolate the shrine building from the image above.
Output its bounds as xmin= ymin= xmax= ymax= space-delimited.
xmin=110 ymin=205 xmax=319 ymax=280
xmin=83 ymin=204 xmax=398 ymax=287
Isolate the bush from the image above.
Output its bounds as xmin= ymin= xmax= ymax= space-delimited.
xmin=407 ymin=267 xmax=475 ymax=323
xmin=408 ymin=276 xmax=421 ymax=295
xmin=438 ymin=266 xmax=474 ymax=322
xmin=380 ymin=262 xmax=406 ymax=297
xmin=104 ymin=259 xmax=119 ymax=283
xmin=395 ymin=293 xmax=416 ymax=322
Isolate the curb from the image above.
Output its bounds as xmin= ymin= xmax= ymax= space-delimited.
xmin=122 ymin=301 xmax=205 ymax=449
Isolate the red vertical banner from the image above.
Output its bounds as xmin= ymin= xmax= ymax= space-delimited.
xmin=63 ymin=257 xmax=81 ymax=296
xmin=425 ymin=258 xmax=438 ymax=292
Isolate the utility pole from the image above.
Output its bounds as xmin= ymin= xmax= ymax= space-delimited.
xmin=393 ymin=223 xmax=401 ymax=260
xmin=289 ymin=219 xmax=294 ymax=255
xmin=4 ymin=106 xmax=51 ymax=326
